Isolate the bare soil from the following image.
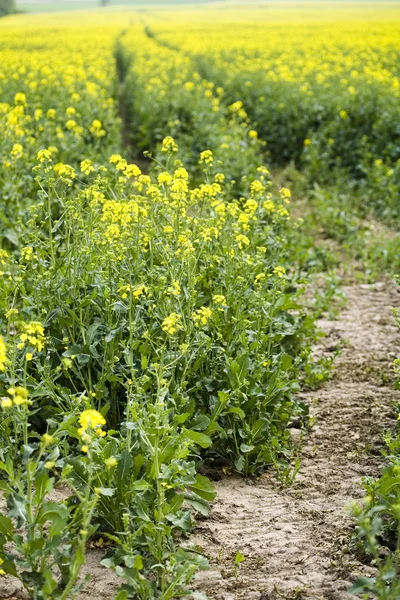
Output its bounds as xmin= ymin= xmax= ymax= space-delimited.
xmin=1 ymin=282 xmax=400 ymax=600
xmin=192 ymin=282 xmax=400 ymax=600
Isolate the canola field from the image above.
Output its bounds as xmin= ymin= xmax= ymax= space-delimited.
xmin=1 ymin=3 xmax=400 ymax=599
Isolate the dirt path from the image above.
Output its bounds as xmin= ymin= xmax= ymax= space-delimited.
xmin=192 ymin=282 xmax=400 ymax=600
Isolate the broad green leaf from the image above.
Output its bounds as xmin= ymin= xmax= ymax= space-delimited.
xmin=185 ymin=497 xmax=210 ymax=516
xmin=0 ymin=515 xmax=13 ymax=538
xmin=228 ymin=407 xmax=246 ymax=419
xmin=42 ymin=569 xmax=58 ymax=594
xmin=240 ymin=443 xmax=255 ymax=453
xmin=113 ymin=590 xmax=128 ymax=600
xmin=185 ymin=430 xmax=212 ymax=449
xmin=130 ymin=480 xmax=150 ymax=492
xmin=188 ymin=474 xmax=216 ymax=502
xmin=37 ymin=502 xmax=69 ymax=535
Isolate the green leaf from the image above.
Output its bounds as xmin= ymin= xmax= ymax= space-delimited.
xmin=217 ymin=390 xmax=229 ymax=404
xmin=190 ymin=414 xmax=210 ymax=431
xmin=237 ymin=353 xmax=250 ymax=375
xmin=228 ymin=407 xmax=246 ymax=419
xmin=76 ymin=353 xmax=91 ymax=365
xmin=34 ymin=470 xmax=52 ymax=503
xmin=185 ymin=497 xmax=210 ymax=516
xmin=229 ymin=359 xmax=240 ymax=374
xmin=8 ymin=495 xmax=28 ymax=523
xmin=37 ymin=502 xmax=69 ymax=535
xmin=96 ymin=487 xmax=115 ymax=496
xmin=87 ymin=320 xmax=103 ymax=345
xmin=234 ymin=551 xmax=246 ymax=565
xmin=130 ymin=480 xmax=150 ymax=492
xmin=240 ymin=443 xmax=255 ymax=453
xmin=0 ymin=481 xmax=12 ymax=494
xmin=174 ymin=412 xmax=191 ymax=425
xmin=113 ymin=590 xmax=128 ymax=600
xmin=185 ymin=430 xmax=212 ymax=449
xmin=124 ymin=554 xmax=143 ymax=570
xmin=42 ymin=569 xmax=58 ymax=595
xmin=235 ymin=455 xmax=245 ymax=472
xmin=116 ymin=450 xmax=132 ymax=491
xmin=188 ymin=474 xmax=216 ymax=502
xmin=0 ymin=515 xmax=13 ymax=539
xmin=350 ymin=577 xmax=376 ymax=593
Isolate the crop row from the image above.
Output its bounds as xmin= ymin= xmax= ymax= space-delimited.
xmin=0 ymin=13 xmax=320 ymax=599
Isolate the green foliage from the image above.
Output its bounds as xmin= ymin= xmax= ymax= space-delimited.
xmin=0 ymin=396 xmax=98 ymax=599
xmin=0 ymin=0 xmax=15 ymax=17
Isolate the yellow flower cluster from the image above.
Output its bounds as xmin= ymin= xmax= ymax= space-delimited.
xmin=78 ymin=409 xmax=107 ymax=452
xmin=18 ymin=322 xmax=45 ymax=358
xmin=192 ymin=306 xmax=213 ymax=327
xmin=161 ymin=313 xmax=182 ymax=335
xmin=1 ymin=387 xmax=29 ymax=409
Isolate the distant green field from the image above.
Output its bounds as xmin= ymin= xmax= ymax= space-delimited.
xmin=17 ymin=0 xmax=224 ymax=13
xmin=15 ymin=0 xmax=400 ymax=15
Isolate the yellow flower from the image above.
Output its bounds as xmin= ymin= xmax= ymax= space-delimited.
xmin=81 ymin=159 xmax=95 ymax=175
xmin=199 ymin=149 xmax=213 ymax=165
xmin=90 ymin=119 xmax=105 ymax=137
xmin=244 ymin=199 xmax=258 ymax=213
xmin=11 ymin=143 xmax=23 ymax=159
xmin=166 ymin=280 xmax=181 ymax=296
xmin=105 ymin=457 xmax=118 ymax=468
xmin=212 ymin=295 xmax=227 ymax=311
xmin=229 ymin=100 xmax=243 ymax=112
xmin=19 ymin=322 xmax=45 ymax=353
xmin=109 ymin=154 xmax=123 ymax=164
xmin=235 ymin=234 xmax=250 ymax=248
xmin=133 ymin=284 xmax=147 ymax=299
xmin=14 ymin=92 xmax=27 ymax=105
xmin=273 ymin=266 xmax=286 ymax=278
xmin=79 ymin=409 xmax=106 ymax=431
xmin=250 ymin=180 xmax=264 ymax=194
xmin=161 ymin=312 xmax=182 ymax=335
xmin=279 ymin=187 xmax=291 ymax=199
xmin=55 ymin=163 xmax=76 ymax=181
xmin=1 ymin=398 xmax=12 ymax=409
xmin=37 ymin=149 xmax=52 ymax=163
xmin=158 ymin=172 xmax=173 ymax=185
xmin=161 ymin=136 xmax=178 ymax=153
xmin=192 ymin=306 xmax=213 ymax=327
xmin=263 ymin=199 xmax=275 ymax=212
xmin=21 ymin=246 xmax=33 ymax=261
xmin=7 ymin=387 xmax=29 ymax=406
xmin=248 ymin=130 xmax=258 ymax=139
xmin=254 ymin=273 xmax=266 ymax=284
xmin=0 ymin=336 xmax=7 ymax=372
